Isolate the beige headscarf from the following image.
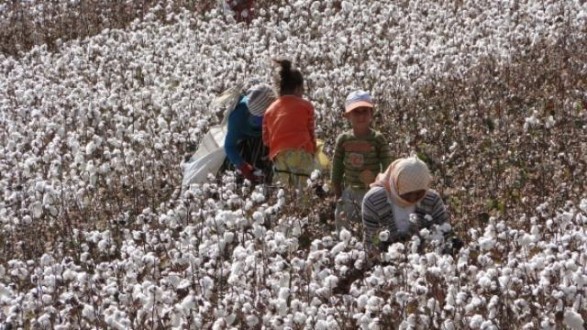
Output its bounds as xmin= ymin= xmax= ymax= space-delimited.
xmin=371 ymin=156 xmax=432 ymax=207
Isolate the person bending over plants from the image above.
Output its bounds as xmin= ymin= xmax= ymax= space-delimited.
xmin=362 ymin=156 xmax=462 ymax=253
xmin=224 ymin=84 xmax=276 ymax=184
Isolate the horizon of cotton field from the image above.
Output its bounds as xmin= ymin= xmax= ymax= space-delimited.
xmin=0 ymin=0 xmax=586 ymax=329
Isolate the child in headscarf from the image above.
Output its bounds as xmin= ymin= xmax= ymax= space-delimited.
xmin=224 ymin=84 xmax=276 ymax=183
xmin=362 ymin=156 xmax=450 ymax=249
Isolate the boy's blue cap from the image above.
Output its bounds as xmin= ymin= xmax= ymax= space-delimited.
xmin=345 ymin=90 xmax=374 ymax=113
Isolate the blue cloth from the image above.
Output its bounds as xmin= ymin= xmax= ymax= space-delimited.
xmin=224 ymin=96 xmax=263 ymax=167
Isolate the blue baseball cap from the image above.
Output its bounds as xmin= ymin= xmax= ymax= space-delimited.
xmin=345 ymin=90 xmax=374 ymax=113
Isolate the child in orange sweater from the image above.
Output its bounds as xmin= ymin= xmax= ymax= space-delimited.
xmin=263 ymin=59 xmax=317 ymax=191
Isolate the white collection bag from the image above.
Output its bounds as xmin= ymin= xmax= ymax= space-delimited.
xmin=181 ymin=125 xmax=227 ymax=188
xmin=181 ymin=84 xmax=243 ymax=189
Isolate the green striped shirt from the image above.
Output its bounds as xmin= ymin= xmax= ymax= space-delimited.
xmin=331 ymin=129 xmax=393 ymax=191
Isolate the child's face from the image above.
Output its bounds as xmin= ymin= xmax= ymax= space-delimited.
xmin=345 ymin=107 xmax=373 ymax=129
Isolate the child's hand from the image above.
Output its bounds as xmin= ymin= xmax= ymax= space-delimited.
xmin=238 ymin=163 xmax=264 ymax=183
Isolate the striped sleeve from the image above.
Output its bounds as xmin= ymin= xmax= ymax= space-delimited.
xmin=362 ymin=187 xmax=395 ymax=245
xmin=416 ymin=190 xmax=449 ymax=227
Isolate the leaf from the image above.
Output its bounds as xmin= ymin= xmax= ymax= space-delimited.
xmin=486 ymin=198 xmax=498 ymax=210
xmin=478 ymin=212 xmax=490 ymax=224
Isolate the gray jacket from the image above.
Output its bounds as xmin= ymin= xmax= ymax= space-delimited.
xmin=362 ymin=186 xmax=449 ymax=246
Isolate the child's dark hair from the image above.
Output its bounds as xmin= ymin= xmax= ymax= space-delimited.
xmin=274 ymin=58 xmax=304 ymax=96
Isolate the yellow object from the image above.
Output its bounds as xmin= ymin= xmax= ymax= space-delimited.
xmin=274 ymin=149 xmax=316 ymax=191
xmin=315 ymin=139 xmax=331 ymax=172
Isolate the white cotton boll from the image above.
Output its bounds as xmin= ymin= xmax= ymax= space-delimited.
xmin=40 ymin=254 xmax=54 ymax=267
xmin=539 ymin=318 xmax=555 ymax=330
xmin=275 ymin=298 xmax=288 ymax=316
xmin=324 ymin=275 xmax=338 ymax=289
xmin=330 ymin=242 xmax=346 ymax=255
xmin=379 ymin=230 xmax=390 ymax=242
xmin=31 ymin=201 xmax=43 ymax=218
xmin=339 ymin=228 xmax=351 ymax=242
xmin=97 ymin=239 xmax=110 ymax=251
xmin=367 ymin=296 xmax=383 ymax=311
xmin=469 ymin=314 xmax=484 ymax=328
xmin=85 ymin=141 xmax=96 ymax=155
xmin=35 ymin=181 xmax=46 ymax=192
xmin=357 ymin=294 xmax=370 ymax=308
xmin=498 ymin=275 xmax=511 ymax=289
xmin=530 ymin=224 xmax=541 ymax=236
xmin=478 ymin=236 xmax=495 ymax=251
xmin=287 ymin=238 xmax=299 ymax=252
xmin=178 ymin=293 xmax=195 ymax=312
xmin=276 ymin=195 xmax=286 ymax=208
xmin=37 ymin=313 xmax=51 ymax=327
xmin=246 ymin=315 xmax=259 ymax=327
xmin=223 ymin=231 xmax=234 ymax=244
xmin=335 ymin=252 xmax=350 ymax=265
xmin=42 ymin=274 xmax=56 ymax=288
xmin=481 ymin=320 xmax=498 ymax=330
xmin=579 ymin=199 xmax=587 ymax=213
xmin=572 ymin=273 xmax=586 ymax=287
xmin=564 ymin=259 xmax=579 ymax=272
xmin=105 ymin=315 xmax=126 ymax=330
xmin=99 ymin=162 xmax=110 ymax=174
xmin=252 ymin=211 xmax=264 ymax=224
xmin=315 ymin=320 xmax=329 ymax=330
xmin=478 ymin=275 xmax=492 ymax=289
xmin=251 ymin=191 xmax=265 ymax=203
xmin=545 ymin=116 xmax=555 ymax=129
xmin=419 ymin=227 xmax=430 ymax=239
xmin=517 ymin=233 xmax=534 ymax=247
xmin=368 ymin=319 xmax=380 ymax=330
xmin=310 ymin=169 xmax=320 ymax=180
xmin=157 ymin=116 xmax=168 ymax=130
xmin=42 ymin=191 xmax=54 ymax=205
xmin=357 ymin=314 xmax=371 ymax=327
xmin=561 ymin=285 xmax=577 ymax=299
xmin=22 ymin=215 xmax=32 ymax=225
xmin=293 ymin=312 xmax=306 ymax=324
xmin=278 ymin=287 xmax=290 ymax=300
xmin=291 ymin=222 xmax=302 ymax=237
xmin=82 ymin=304 xmax=96 ymax=321
xmin=436 ymin=220 xmax=452 ymax=233
xmin=62 ymin=268 xmax=77 ymax=282
xmin=354 ymin=256 xmax=368 ymax=270
xmin=41 ymin=294 xmax=53 ymax=304
xmin=564 ymin=309 xmax=584 ymax=330
xmin=322 ymin=236 xmax=334 ymax=247
xmin=442 ymin=319 xmax=456 ymax=330
xmin=341 ymin=1 xmax=353 ymax=13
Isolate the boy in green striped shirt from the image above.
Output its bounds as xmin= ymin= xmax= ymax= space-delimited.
xmin=331 ymin=90 xmax=393 ymax=235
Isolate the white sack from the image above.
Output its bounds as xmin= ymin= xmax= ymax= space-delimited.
xmin=181 ymin=125 xmax=227 ymax=188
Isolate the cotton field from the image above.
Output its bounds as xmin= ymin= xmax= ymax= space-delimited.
xmin=0 ymin=0 xmax=586 ymax=329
